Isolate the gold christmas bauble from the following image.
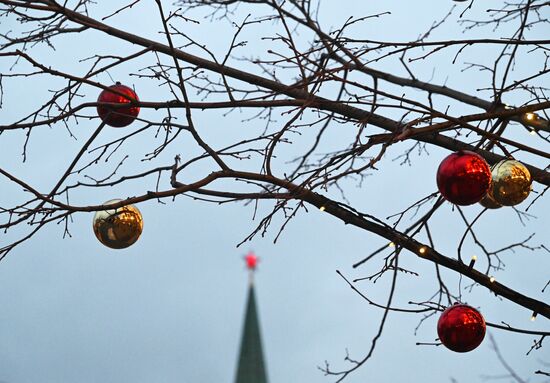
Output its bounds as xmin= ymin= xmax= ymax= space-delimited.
xmin=93 ymin=199 xmax=143 ymax=249
xmin=479 ymin=186 xmax=502 ymax=210
xmin=490 ymin=160 xmax=532 ymax=206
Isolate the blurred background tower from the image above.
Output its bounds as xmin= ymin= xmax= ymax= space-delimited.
xmin=234 ymin=252 xmax=268 ymax=383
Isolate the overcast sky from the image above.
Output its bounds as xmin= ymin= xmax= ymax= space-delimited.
xmin=0 ymin=1 xmax=548 ymax=382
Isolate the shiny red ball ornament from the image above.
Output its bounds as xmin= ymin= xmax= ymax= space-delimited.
xmin=436 ymin=151 xmax=491 ymax=205
xmin=97 ymin=82 xmax=140 ymax=127
xmin=437 ymin=304 xmax=486 ymax=352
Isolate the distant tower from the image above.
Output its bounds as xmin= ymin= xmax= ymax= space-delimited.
xmin=234 ymin=251 xmax=269 ymax=383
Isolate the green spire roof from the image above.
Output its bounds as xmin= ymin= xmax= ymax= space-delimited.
xmin=235 ymin=281 xmax=268 ymax=383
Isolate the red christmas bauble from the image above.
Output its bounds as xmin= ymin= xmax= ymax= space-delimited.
xmin=437 ymin=304 xmax=486 ymax=352
xmin=97 ymin=82 xmax=140 ymax=127
xmin=436 ymin=151 xmax=491 ymax=205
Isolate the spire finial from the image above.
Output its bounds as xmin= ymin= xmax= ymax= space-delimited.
xmin=244 ymin=251 xmax=259 ymax=271
xmin=244 ymin=251 xmax=259 ymax=286
xmin=235 ymin=251 xmax=268 ymax=383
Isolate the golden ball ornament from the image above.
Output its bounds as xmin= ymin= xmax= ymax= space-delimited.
xmin=478 ymin=185 xmax=502 ymax=210
xmin=93 ymin=199 xmax=143 ymax=249
xmin=490 ymin=160 xmax=532 ymax=206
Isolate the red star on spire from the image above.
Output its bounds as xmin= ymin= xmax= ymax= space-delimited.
xmin=245 ymin=251 xmax=259 ymax=270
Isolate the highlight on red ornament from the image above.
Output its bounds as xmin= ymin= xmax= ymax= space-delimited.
xmin=97 ymin=82 xmax=140 ymax=127
xmin=244 ymin=251 xmax=259 ymax=270
xmin=437 ymin=303 xmax=486 ymax=353
xmin=436 ymin=150 xmax=492 ymax=205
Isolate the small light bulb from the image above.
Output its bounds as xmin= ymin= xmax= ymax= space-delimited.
xmin=419 ymin=246 xmax=427 ymax=255
xmin=524 ymin=112 xmax=536 ymax=121
xmin=531 ymin=312 xmax=537 ymax=322
xmin=504 ymin=104 xmax=512 ymax=110
xmin=489 ymin=276 xmax=496 ymax=283
xmin=530 ymin=130 xmax=536 ymax=135
xmin=319 ymin=206 xmax=326 ymax=212
xmin=388 ymin=242 xmax=395 ymax=248
xmin=468 ymin=255 xmax=477 ymax=270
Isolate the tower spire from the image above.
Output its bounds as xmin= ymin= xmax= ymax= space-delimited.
xmin=235 ymin=252 xmax=268 ymax=383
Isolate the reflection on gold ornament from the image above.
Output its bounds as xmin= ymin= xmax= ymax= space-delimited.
xmin=490 ymin=160 xmax=532 ymax=206
xmin=93 ymin=199 xmax=143 ymax=249
xmin=479 ymin=186 xmax=502 ymax=210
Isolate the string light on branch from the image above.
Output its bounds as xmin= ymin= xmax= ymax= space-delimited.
xmin=523 ymin=112 xmax=537 ymax=121
xmin=468 ymin=255 xmax=477 ymax=270
xmin=437 ymin=304 xmax=486 ymax=352
xmin=93 ymin=199 xmax=143 ymax=249
xmin=388 ymin=242 xmax=396 ymax=248
xmin=319 ymin=206 xmax=326 ymax=212
xmin=531 ymin=312 xmax=537 ymax=322
xmin=97 ymin=82 xmax=140 ymax=127
xmin=436 ymin=151 xmax=492 ymax=205
xmin=418 ymin=246 xmax=427 ymax=255
xmin=489 ymin=276 xmax=496 ymax=283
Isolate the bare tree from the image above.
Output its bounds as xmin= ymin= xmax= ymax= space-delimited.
xmin=0 ymin=0 xmax=548 ymax=381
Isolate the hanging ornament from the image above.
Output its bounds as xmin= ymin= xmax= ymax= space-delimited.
xmin=478 ymin=184 xmax=502 ymax=210
xmin=93 ymin=199 xmax=143 ymax=249
xmin=97 ymin=82 xmax=140 ymax=127
xmin=437 ymin=304 xmax=486 ymax=353
xmin=489 ymin=159 xmax=532 ymax=206
xmin=436 ymin=151 xmax=492 ymax=205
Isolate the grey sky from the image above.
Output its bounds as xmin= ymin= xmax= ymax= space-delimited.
xmin=0 ymin=1 xmax=548 ymax=382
